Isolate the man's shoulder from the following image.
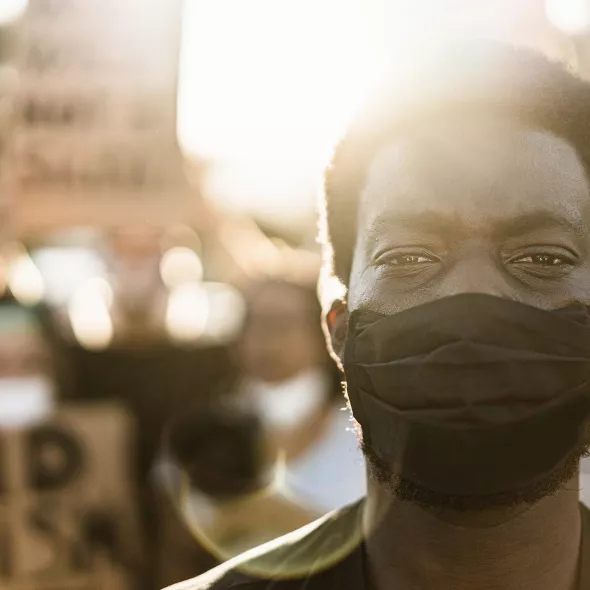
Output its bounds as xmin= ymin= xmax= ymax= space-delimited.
xmin=164 ymin=500 xmax=365 ymax=590
xmin=163 ymin=561 xmax=257 ymax=590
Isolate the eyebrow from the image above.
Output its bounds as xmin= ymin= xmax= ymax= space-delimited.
xmin=494 ymin=210 xmax=585 ymax=238
xmin=366 ymin=209 xmax=585 ymax=242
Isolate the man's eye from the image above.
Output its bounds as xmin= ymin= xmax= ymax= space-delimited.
xmin=511 ymin=253 xmax=573 ymax=267
xmin=386 ymin=254 xmax=434 ymax=266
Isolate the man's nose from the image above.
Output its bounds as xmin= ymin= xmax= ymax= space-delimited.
xmin=435 ymin=258 xmax=519 ymax=301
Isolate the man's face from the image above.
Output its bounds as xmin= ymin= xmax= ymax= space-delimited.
xmin=343 ymin=115 xmax=590 ymax=507
xmin=349 ymin=116 xmax=590 ymax=316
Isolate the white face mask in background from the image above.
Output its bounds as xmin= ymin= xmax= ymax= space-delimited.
xmin=246 ymin=368 xmax=330 ymax=433
xmin=0 ymin=376 xmax=54 ymax=428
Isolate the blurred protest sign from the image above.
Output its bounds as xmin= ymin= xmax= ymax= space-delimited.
xmin=0 ymin=60 xmax=17 ymax=246
xmin=11 ymin=0 xmax=196 ymax=234
xmin=0 ymin=402 xmax=140 ymax=590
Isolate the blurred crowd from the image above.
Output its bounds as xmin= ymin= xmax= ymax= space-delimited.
xmin=0 ymin=224 xmax=366 ymax=590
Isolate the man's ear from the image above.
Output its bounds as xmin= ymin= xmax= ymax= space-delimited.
xmin=322 ymin=300 xmax=349 ymax=370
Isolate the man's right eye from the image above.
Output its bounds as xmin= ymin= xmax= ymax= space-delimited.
xmin=388 ymin=254 xmax=432 ymax=265
xmin=378 ymin=252 xmax=438 ymax=267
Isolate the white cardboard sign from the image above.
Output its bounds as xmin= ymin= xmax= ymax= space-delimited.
xmin=12 ymin=0 xmax=195 ymax=233
xmin=0 ymin=402 xmax=140 ymax=590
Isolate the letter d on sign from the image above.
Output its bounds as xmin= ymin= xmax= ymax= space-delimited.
xmin=26 ymin=426 xmax=84 ymax=491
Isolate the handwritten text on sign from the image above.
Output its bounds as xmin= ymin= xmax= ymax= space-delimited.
xmin=0 ymin=403 xmax=138 ymax=590
xmin=13 ymin=0 xmax=191 ymax=230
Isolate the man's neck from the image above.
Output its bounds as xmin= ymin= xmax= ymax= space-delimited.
xmin=363 ymin=474 xmax=583 ymax=590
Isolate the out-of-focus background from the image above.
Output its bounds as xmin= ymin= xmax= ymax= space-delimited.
xmin=0 ymin=1 xmax=588 ymax=588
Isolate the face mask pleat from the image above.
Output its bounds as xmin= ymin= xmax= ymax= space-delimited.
xmin=344 ymin=293 xmax=590 ymax=497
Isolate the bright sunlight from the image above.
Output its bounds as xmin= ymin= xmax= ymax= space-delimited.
xmin=177 ymin=0 xmax=571 ymax=230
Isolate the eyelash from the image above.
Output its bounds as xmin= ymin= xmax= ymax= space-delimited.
xmin=509 ymin=253 xmax=575 ymax=267
xmin=377 ymin=250 xmax=577 ymax=270
xmin=384 ymin=253 xmax=436 ymax=266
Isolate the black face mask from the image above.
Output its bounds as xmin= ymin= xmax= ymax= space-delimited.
xmin=343 ymin=294 xmax=590 ymax=498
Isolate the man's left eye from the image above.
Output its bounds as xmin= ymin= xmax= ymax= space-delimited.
xmin=511 ymin=253 xmax=573 ymax=266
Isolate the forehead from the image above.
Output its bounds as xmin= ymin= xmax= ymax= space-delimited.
xmin=358 ymin=117 xmax=590 ymax=236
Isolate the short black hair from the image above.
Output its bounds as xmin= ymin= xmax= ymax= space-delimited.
xmin=321 ymin=40 xmax=590 ymax=287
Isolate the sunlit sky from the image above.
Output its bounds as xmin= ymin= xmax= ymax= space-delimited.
xmin=0 ymin=0 xmax=28 ymax=25
xmin=177 ymin=0 xmax=575 ymax=234
xmin=177 ymin=0 xmax=391 ymax=231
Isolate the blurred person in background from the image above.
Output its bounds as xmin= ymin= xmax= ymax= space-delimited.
xmin=153 ymin=269 xmax=365 ymax=588
xmin=0 ymin=297 xmax=55 ymax=428
xmin=236 ymin=276 xmax=365 ymax=515
xmin=106 ymin=228 xmax=168 ymax=344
